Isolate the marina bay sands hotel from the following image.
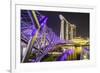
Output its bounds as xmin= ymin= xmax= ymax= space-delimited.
xmin=59 ymin=14 xmax=76 ymax=41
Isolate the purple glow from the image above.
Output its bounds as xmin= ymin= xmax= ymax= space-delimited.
xmin=40 ymin=17 xmax=48 ymax=27
xmin=21 ymin=10 xmax=71 ymax=62
xmin=67 ymin=49 xmax=74 ymax=55
xmin=57 ymin=49 xmax=74 ymax=61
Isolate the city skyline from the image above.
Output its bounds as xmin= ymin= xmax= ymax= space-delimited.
xmin=21 ymin=10 xmax=90 ymax=62
xmin=38 ymin=10 xmax=90 ymax=38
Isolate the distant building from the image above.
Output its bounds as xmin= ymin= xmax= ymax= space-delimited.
xmin=59 ymin=14 xmax=76 ymax=40
xmin=69 ymin=24 xmax=76 ymax=40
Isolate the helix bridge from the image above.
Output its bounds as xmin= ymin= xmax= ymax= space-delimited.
xmin=20 ymin=10 xmax=88 ymax=63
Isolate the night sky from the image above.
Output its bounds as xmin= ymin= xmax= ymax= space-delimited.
xmin=38 ymin=10 xmax=90 ymax=38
